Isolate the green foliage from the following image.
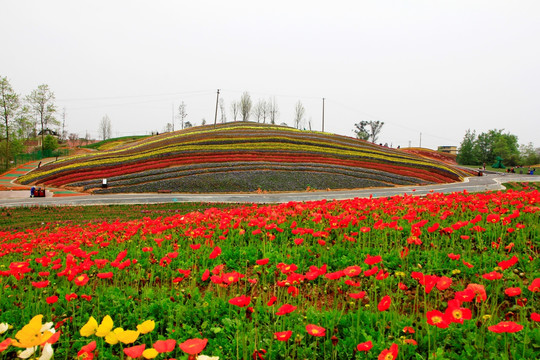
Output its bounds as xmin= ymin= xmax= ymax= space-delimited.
xmin=42 ymin=134 xmax=59 ymax=151
xmin=456 ymin=129 xmax=478 ymax=165
xmin=458 ymin=129 xmax=529 ymax=166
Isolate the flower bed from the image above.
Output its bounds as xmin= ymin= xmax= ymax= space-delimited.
xmin=0 ymin=189 xmax=538 ymax=359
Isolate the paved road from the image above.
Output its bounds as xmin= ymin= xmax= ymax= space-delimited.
xmin=1 ymin=173 xmax=539 ymax=208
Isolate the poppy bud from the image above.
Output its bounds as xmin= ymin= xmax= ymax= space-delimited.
xmin=331 ymin=335 xmax=339 ymax=346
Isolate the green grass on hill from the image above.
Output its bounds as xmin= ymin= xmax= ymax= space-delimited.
xmin=81 ymin=135 xmax=150 ymax=150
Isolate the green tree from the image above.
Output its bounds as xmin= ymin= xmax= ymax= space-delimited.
xmin=354 ymin=121 xmax=384 ymax=142
xmin=457 ymin=129 xmax=478 ymax=165
xmin=353 ymin=121 xmax=369 ymax=140
xmin=42 ymin=134 xmax=58 ymax=152
xmin=0 ymin=76 xmax=20 ymax=169
xmin=240 ymin=92 xmax=252 ymax=122
xmin=519 ymin=143 xmax=540 ymax=166
xmin=26 ymin=84 xmax=58 ymax=150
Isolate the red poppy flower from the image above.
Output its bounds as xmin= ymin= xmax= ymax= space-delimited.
xmin=498 ymin=255 xmax=518 ymax=270
xmin=488 ymin=321 xmax=523 ymax=333
xmin=482 ymin=271 xmax=502 ymax=280
xmin=32 ymin=280 xmax=50 ymax=288
xmin=274 ymin=330 xmax=292 ymax=341
xmin=447 ymin=253 xmax=460 ymax=260
xmin=229 ymin=295 xmax=251 ymax=307
xmin=445 ymin=300 xmax=471 ymax=324
xmin=189 ymin=244 xmax=201 ymax=250
xmin=154 ymin=339 xmax=176 ymax=353
xmin=345 ymin=279 xmax=361 ymax=287
xmin=256 ymin=258 xmax=269 ymax=265
xmin=528 ymin=278 xmax=540 ymax=292
xmin=179 ymin=338 xmax=208 ymax=355
xmin=74 ymin=274 xmax=89 ymax=286
xmin=504 ymin=287 xmax=522 ymax=297
xmin=293 ymin=238 xmax=304 ymax=245
xmin=77 ymin=341 xmax=97 ymax=359
xmin=400 ymin=247 xmax=409 ymax=259
xmin=356 ymin=340 xmax=373 ymax=352
xmin=349 ymin=291 xmax=367 ymax=299
xmin=487 ymin=214 xmax=500 ymax=223
xmin=267 ymin=296 xmax=277 ymax=306
xmin=403 ymin=339 xmax=417 ymax=345
xmin=426 ymin=310 xmax=450 ymax=328
xmin=531 ymin=313 xmax=540 ymax=322
xmin=65 ymin=293 xmax=78 ymax=302
xmin=343 ymin=265 xmax=362 ymax=277
xmin=378 ymin=343 xmax=398 ymax=360
xmin=323 ymin=270 xmax=343 ymax=280
xmin=378 ymin=295 xmax=391 ymax=312
xmin=81 ymin=294 xmax=92 ymax=302
xmin=306 ymin=324 xmax=326 ymax=337
xmin=364 ymin=266 xmax=378 ymax=277
xmin=402 ymin=326 xmax=415 ymax=334
xmin=462 ymin=260 xmax=474 ymax=268
xmin=364 ymin=254 xmax=382 ymax=265
xmin=209 ymin=246 xmax=221 ymax=259
xmin=423 ymin=275 xmax=439 ymax=294
xmin=124 ymin=344 xmax=145 ymax=358
xmin=0 ymin=338 xmax=11 ymax=352
xmin=276 ymin=304 xmax=297 ymax=315
xmin=97 ymin=272 xmax=113 ymax=279
xmin=46 ymin=295 xmax=59 ymax=304
xmin=466 ymin=283 xmax=487 ymax=302
xmin=436 ymin=276 xmax=452 ymax=291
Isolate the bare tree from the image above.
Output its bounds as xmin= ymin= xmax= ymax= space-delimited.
xmin=219 ymin=98 xmax=227 ymax=123
xmin=163 ymin=123 xmax=174 ymax=133
xmin=98 ymin=115 xmax=112 ymax=140
xmin=177 ymin=101 xmax=188 ymax=130
xmin=26 ymin=84 xmax=57 ymax=150
xmin=1 ymin=76 xmax=20 ymax=169
xmin=253 ymin=99 xmax=267 ymax=123
xmin=230 ymin=101 xmax=240 ymax=121
xmin=68 ymin=133 xmax=78 ymax=143
xmin=240 ymin=92 xmax=252 ymax=122
xmin=268 ymin=97 xmax=279 ymax=125
xmin=293 ymin=101 xmax=305 ymax=129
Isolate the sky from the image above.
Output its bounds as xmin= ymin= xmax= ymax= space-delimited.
xmin=2 ymin=0 xmax=539 ymax=150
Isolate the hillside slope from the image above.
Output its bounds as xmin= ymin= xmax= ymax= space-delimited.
xmin=18 ymin=123 xmax=472 ymax=193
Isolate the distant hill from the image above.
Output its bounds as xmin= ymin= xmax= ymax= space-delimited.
xmin=18 ymin=123 xmax=473 ymax=193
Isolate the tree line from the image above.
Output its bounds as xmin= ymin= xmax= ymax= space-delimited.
xmin=165 ymin=92 xmax=316 ymax=133
xmin=457 ymin=129 xmax=539 ymax=167
xmin=1 ymin=76 xmax=64 ymax=170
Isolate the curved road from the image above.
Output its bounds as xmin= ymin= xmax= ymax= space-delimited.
xmin=1 ymin=173 xmax=539 ymax=208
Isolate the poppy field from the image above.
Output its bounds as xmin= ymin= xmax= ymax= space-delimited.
xmin=0 ymin=188 xmax=539 ymax=359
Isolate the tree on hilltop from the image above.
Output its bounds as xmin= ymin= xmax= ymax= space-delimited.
xmin=99 ymin=115 xmax=112 ymax=140
xmin=240 ymin=92 xmax=252 ymax=122
xmin=354 ymin=120 xmax=384 ymax=143
xmin=294 ymin=101 xmax=305 ymax=129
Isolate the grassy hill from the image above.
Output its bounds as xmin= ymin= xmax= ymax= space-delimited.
xmin=18 ymin=123 xmax=473 ymax=193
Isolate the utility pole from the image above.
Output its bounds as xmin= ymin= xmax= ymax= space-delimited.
xmin=322 ymin=98 xmax=325 ymax=132
xmin=214 ymin=89 xmax=220 ymax=128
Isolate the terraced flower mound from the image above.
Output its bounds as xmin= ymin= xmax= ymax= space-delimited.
xmin=18 ymin=123 xmax=472 ymax=193
xmin=401 ymin=148 xmax=458 ymax=165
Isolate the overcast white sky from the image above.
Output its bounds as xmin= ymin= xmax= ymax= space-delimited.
xmin=2 ymin=0 xmax=539 ymax=149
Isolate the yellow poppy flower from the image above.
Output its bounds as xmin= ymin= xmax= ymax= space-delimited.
xmin=12 ymin=315 xmax=53 ymax=348
xmin=96 ymin=316 xmax=113 ymax=337
xmin=112 ymin=328 xmax=140 ymax=344
xmin=80 ymin=317 xmax=98 ymax=337
xmin=105 ymin=330 xmax=119 ymax=345
xmin=142 ymin=348 xmax=159 ymax=359
xmin=136 ymin=320 xmax=155 ymax=334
